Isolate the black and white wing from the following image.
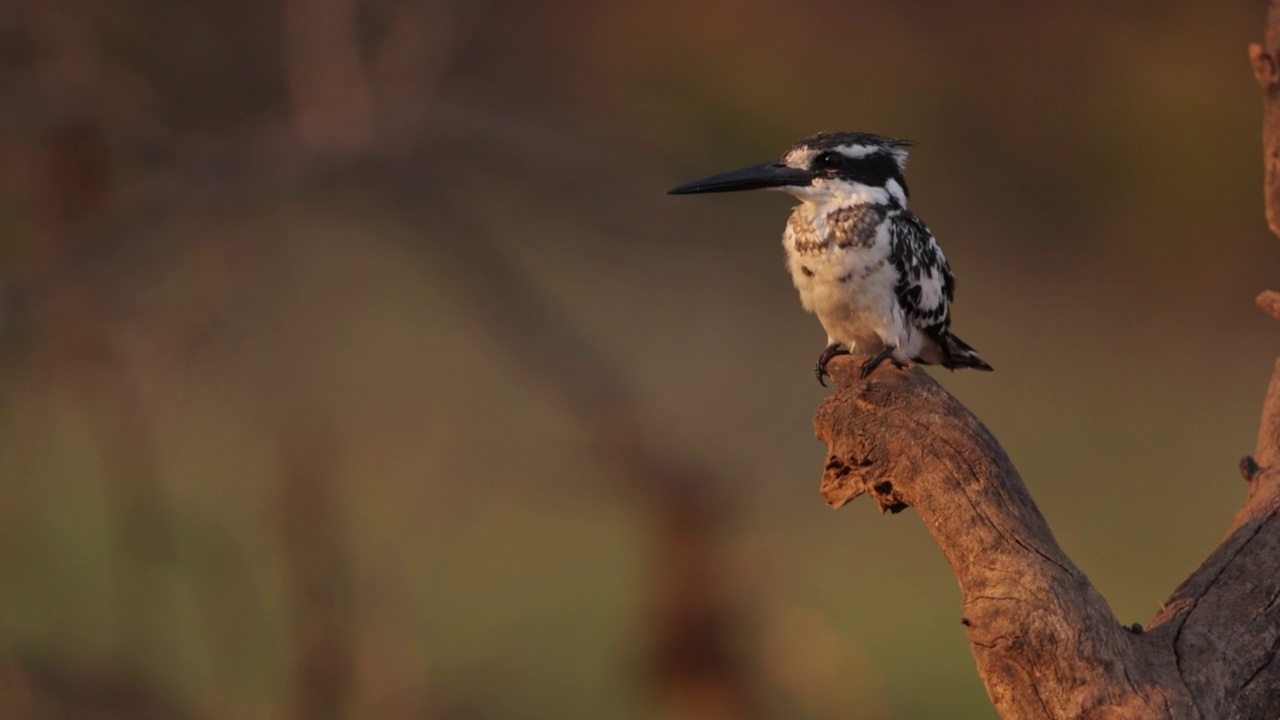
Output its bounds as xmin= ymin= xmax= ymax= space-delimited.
xmin=888 ymin=211 xmax=992 ymax=371
xmin=887 ymin=211 xmax=953 ymax=337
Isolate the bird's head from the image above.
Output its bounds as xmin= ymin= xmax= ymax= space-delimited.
xmin=668 ymin=131 xmax=912 ymax=207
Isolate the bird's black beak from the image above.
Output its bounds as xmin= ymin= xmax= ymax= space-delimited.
xmin=668 ymin=162 xmax=814 ymax=195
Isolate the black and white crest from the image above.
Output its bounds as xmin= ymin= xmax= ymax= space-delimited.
xmin=786 ymin=131 xmax=914 ymax=163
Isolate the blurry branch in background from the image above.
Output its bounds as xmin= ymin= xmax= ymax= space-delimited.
xmin=278 ymin=0 xmax=768 ymax=713
xmin=387 ymin=181 xmax=762 ymax=719
xmin=0 ymin=4 xmax=190 ymax=714
xmin=283 ymin=0 xmax=375 ymax=153
xmin=808 ymin=6 xmax=1280 ymax=718
xmin=1255 ymin=0 xmax=1280 ymax=241
xmin=276 ymin=407 xmax=354 ymax=720
xmin=282 ymin=0 xmax=503 ymax=155
xmin=0 ymin=653 xmax=187 ymax=720
xmin=0 ymin=0 xmax=884 ymax=716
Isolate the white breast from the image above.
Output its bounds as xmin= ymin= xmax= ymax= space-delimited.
xmin=782 ymin=204 xmax=918 ymax=357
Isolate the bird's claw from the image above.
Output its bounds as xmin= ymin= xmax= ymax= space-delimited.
xmin=815 ymin=344 xmax=850 ymax=386
xmin=859 ymin=347 xmax=905 ymax=379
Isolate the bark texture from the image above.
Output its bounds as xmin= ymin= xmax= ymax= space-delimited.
xmin=809 ymin=6 xmax=1280 ymax=718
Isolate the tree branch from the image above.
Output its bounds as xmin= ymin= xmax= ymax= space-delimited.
xmin=815 ymin=358 xmax=1180 ymax=718
xmin=815 ymin=354 xmax=1280 ymax=718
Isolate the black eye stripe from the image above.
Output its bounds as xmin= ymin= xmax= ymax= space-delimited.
xmin=813 ymin=151 xmax=909 ymax=199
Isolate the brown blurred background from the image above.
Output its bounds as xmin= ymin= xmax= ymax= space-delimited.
xmin=0 ymin=1 xmax=1274 ymax=718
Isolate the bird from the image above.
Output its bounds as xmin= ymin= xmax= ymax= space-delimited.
xmin=668 ymin=131 xmax=992 ymax=385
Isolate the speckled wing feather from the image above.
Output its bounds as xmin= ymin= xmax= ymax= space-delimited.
xmin=888 ymin=211 xmax=991 ymax=371
xmin=888 ymin=211 xmax=954 ymax=336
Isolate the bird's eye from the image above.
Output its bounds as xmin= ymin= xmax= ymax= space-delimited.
xmin=814 ymin=152 xmax=843 ymax=171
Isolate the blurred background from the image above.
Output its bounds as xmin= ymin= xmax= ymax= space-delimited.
xmin=0 ymin=0 xmax=1275 ymax=718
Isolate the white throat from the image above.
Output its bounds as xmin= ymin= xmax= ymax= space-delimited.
xmin=781 ymin=178 xmax=907 ymax=209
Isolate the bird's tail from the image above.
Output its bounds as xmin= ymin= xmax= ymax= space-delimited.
xmin=940 ymin=332 xmax=993 ymax=372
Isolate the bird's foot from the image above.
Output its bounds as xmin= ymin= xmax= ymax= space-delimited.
xmin=815 ymin=344 xmax=850 ymax=386
xmin=859 ymin=347 xmax=906 ymax=379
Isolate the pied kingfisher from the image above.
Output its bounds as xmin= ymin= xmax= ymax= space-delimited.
xmin=669 ymin=131 xmax=992 ymax=385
